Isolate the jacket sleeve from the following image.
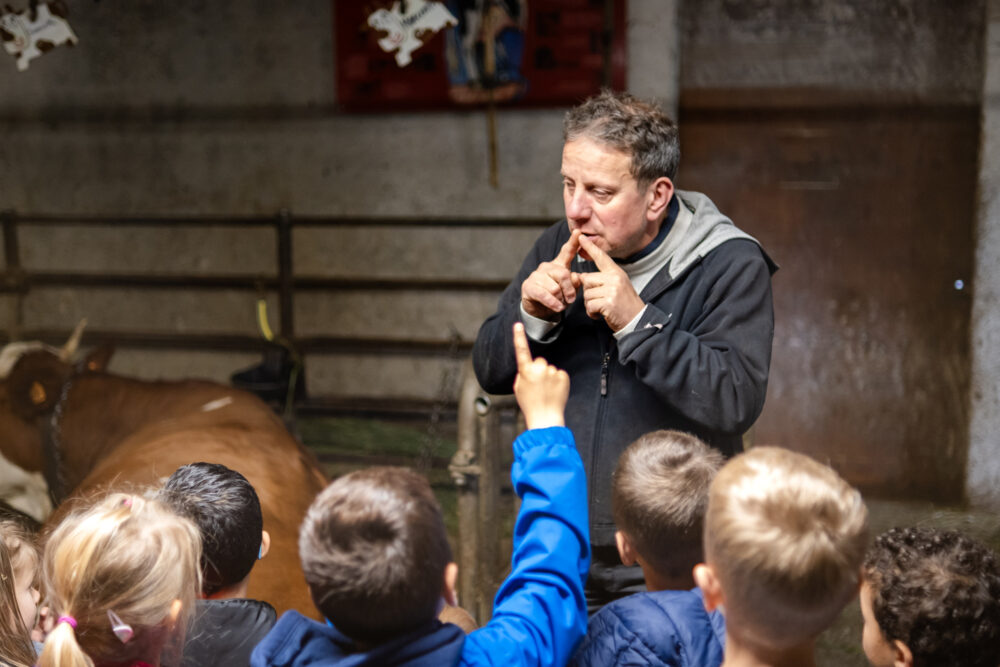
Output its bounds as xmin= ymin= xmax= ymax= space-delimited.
xmin=617 ymin=240 xmax=775 ymax=435
xmin=472 ymin=223 xmax=567 ymax=395
xmin=461 ymin=427 xmax=590 ymax=667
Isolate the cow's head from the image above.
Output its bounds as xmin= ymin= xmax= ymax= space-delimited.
xmin=0 ymin=322 xmax=110 ymax=519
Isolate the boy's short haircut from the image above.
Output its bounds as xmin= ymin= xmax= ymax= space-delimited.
xmin=299 ymin=467 xmax=452 ymax=643
xmin=612 ymin=430 xmax=723 ymax=578
xmin=704 ymin=447 xmax=868 ymax=648
xmin=160 ymin=462 xmax=263 ymax=596
xmin=864 ymin=527 xmax=1000 ymax=667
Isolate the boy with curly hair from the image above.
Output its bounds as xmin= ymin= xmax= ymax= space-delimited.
xmin=861 ymin=526 xmax=1000 ymax=667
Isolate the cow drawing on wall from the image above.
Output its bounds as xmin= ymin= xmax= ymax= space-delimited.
xmin=0 ymin=326 xmax=328 ymax=618
xmin=0 ymin=1 xmax=77 ymax=71
xmin=367 ymin=0 xmax=457 ymax=67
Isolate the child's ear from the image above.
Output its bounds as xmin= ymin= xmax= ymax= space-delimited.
xmin=693 ymin=563 xmax=724 ymax=612
xmin=258 ymin=530 xmax=271 ymax=560
xmin=892 ymin=639 xmax=913 ymax=667
xmin=615 ymin=530 xmax=637 ymax=566
xmin=442 ymin=562 xmax=458 ymax=608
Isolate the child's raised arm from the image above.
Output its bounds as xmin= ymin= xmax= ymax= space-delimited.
xmin=461 ymin=323 xmax=589 ymax=667
xmin=512 ymin=322 xmax=569 ymax=430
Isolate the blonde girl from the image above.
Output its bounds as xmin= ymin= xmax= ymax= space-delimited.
xmin=39 ymin=494 xmax=201 ymax=667
xmin=0 ymin=519 xmax=40 ymax=667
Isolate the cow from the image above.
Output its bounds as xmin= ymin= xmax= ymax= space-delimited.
xmin=0 ymin=332 xmax=328 ymax=618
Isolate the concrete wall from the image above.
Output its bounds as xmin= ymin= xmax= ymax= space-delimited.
xmin=968 ymin=0 xmax=1000 ymax=507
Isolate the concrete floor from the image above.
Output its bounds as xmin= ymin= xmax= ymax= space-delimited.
xmin=817 ymin=497 xmax=1000 ymax=666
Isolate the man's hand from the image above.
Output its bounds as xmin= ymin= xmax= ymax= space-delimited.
xmin=513 ymin=322 xmax=569 ymax=429
xmin=520 ymin=230 xmax=583 ymax=321
xmin=578 ymin=235 xmax=646 ymax=332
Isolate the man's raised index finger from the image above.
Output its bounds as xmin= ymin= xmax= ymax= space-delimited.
xmin=555 ymin=229 xmax=582 ymax=268
xmin=512 ymin=322 xmax=533 ymax=369
xmin=579 ymin=234 xmax=618 ymax=272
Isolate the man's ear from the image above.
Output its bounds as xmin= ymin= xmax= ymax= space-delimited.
xmin=645 ymin=176 xmax=675 ymax=221
xmin=693 ymin=563 xmax=724 ymax=612
xmin=615 ymin=530 xmax=637 ymax=566
xmin=258 ymin=530 xmax=271 ymax=560
xmin=442 ymin=562 xmax=458 ymax=608
xmin=892 ymin=639 xmax=913 ymax=667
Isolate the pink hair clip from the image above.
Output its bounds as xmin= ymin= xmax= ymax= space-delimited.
xmin=107 ymin=609 xmax=133 ymax=643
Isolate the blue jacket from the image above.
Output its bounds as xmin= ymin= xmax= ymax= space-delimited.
xmin=570 ymin=589 xmax=725 ymax=667
xmin=251 ymin=426 xmax=590 ymax=667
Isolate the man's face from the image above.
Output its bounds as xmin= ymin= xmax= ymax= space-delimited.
xmin=859 ymin=581 xmax=898 ymax=667
xmin=561 ymin=137 xmax=660 ymax=260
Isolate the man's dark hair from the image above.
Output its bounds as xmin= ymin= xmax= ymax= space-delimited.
xmin=563 ymin=89 xmax=681 ymax=186
xmin=299 ymin=467 xmax=452 ymax=643
xmin=864 ymin=526 xmax=1000 ymax=667
xmin=612 ymin=430 xmax=722 ymax=580
xmin=159 ymin=462 xmax=263 ymax=596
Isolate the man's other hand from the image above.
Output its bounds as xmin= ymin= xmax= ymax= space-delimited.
xmin=578 ymin=234 xmax=645 ymax=332
xmin=520 ymin=230 xmax=583 ymax=321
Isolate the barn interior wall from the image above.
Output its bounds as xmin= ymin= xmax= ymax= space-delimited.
xmin=0 ymin=1 xmax=995 ymax=502
xmin=968 ymin=0 xmax=1000 ymax=508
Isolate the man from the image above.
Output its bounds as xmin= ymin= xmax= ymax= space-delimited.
xmin=472 ymin=89 xmax=776 ymax=611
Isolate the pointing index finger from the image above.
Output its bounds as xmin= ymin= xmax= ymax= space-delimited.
xmin=578 ymin=234 xmax=618 ymax=272
xmin=554 ymin=230 xmax=582 ymax=268
xmin=512 ymin=322 xmax=533 ymax=370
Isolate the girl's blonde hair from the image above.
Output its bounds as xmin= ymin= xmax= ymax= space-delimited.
xmin=38 ymin=494 xmax=201 ymax=667
xmin=0 ymin=519 xmax=40 ymax=667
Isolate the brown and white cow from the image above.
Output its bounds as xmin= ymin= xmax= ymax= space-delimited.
xmin=0 ymin=335 xmax=328 ymax=618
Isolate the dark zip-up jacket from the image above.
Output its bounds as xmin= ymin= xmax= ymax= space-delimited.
xmin=182 ymin=597 xmax=277 ymax=667
xmin=473 ymin=190 xmax=776 ymax=547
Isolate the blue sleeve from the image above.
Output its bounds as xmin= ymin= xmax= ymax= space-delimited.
xmin=461 ymin=426 xmax=590 ymax=667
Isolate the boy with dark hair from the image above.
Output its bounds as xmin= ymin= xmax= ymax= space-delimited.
xmin=252 ymin=322 xmax=590 ymax=666
xmin=860 ymin=526 xmax=1000 ymax=667
xmin=571 ymin=430 xmax=725 ymax=666
xmin=160 ymin=461 xmax=276 ymax=667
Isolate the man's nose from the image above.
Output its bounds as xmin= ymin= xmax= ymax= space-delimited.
xmin=565 ymin=190 xmax=591 ymax=221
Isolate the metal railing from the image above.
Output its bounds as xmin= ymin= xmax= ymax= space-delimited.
xmin=0 ymin=208 xmax=550 ymax=417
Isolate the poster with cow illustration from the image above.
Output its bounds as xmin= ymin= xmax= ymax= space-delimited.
xmin=336 ymin=0 xmax=626 ymax=111
xmin=0 ymin=1 xmax=77 ymax=71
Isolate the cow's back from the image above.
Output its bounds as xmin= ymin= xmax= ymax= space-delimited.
xmin=51 ymin=382 xmax=327 ymax=618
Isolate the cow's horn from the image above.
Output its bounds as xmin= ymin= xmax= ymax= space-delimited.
xmin=59 ymin=318 xmax=87 ymax=362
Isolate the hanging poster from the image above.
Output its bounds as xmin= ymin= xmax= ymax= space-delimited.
xmin=335 ymin=1 xmax=626 ymax=111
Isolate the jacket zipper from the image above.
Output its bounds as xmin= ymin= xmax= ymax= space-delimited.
xmin=600 ymin=352 xmax=610 ymax=397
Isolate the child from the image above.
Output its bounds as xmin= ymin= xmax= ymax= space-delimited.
xmin=860 ymin=526 xmax=1000 ymax=667
xmin=571 ymin=430 xmax=725 ymax=666
xmin=0 ymin=519 xmax=40 ymax=667
xmin=38 ymin=493 xmax=202 ymax=667
xmin=159 ymin=462 xmax=276 ymax=667
xmin=251 ymin=322 xmax=590 ymax=666
xmin=693 ymin=447 xmax=868 ymax=667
